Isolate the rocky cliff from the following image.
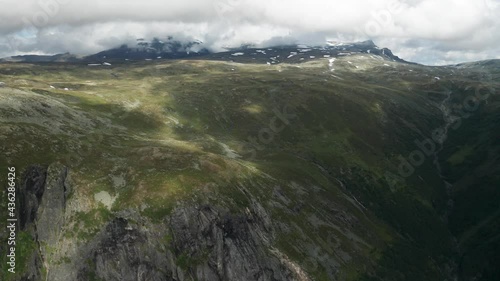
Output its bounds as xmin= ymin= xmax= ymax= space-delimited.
xmin=14 ymin=164 xmax=311 ymax=281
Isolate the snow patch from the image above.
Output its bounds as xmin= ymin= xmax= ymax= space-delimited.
xmin=219 ymin=142 xmax=241 ymax=159
xmin=166 ymin=116 xmax=182 ymax=127
xmin=328 ymin=58 xmax=336 ymax=71
xmin=123 ymin=100 xmax=141 ymax=110
xmin=326 ymin=41 xmax=344 ymax=46
xmin=94 ymin=191 xmax=116 ymax=210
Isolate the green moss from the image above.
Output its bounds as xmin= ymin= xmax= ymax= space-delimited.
xmin=447 ymin=145 xmax=474 ymax=165
xmin=73 ymin=206 xmax=113 ymax=241
xmin=162 ymin=233 xmax=173 ymax=245
xmin=175 ymin=249 xmax=211 ymax=271
xmin=0 ymin=231 xmax=37 ymax=280
xmin=176 ymin=253 xmax=191 ymax=270
xmin=84 ymin=258 xmax=105 ymax=281
xmin=141 ymin=202 xmax=174 ymax=223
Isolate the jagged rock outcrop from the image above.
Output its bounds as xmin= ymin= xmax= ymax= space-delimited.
xmin=16 ymin=165 xmax=308 ymax=281
xmin=76 ymin=204 xmax=305 ymax=281
xmin=36 ymin=164 xmax=69 ymax=247
xmin=16 ymin=165 xmax=46 ymax=281
xmin=165 ymin=203 xmax=298 ymax=281
xmin=16 ymin=163 xmax=69 ymax=281
xmin=18 ymin=165 xmax=47 ymax=234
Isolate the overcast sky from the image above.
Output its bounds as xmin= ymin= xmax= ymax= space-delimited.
xmin=0 ymin=0 xmax=499 ymax=65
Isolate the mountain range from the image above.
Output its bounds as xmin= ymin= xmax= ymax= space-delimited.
xmin=0 ymin=39 xmax=409 ymax=65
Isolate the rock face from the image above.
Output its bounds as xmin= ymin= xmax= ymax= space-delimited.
xmin=76 ymin=205 xmax=305 ymax=281
xmin=16 ymin=165 xmax=308 ymax=281
xmin=77 ymin=206 xmax=305 ymax=281
xmin=36 ymin=164 xmax=69 ymax=248
xmin=15 ymin=164 xmax=70 ymax=281
xmin=165 ymin=204 xmax=299 ymax=281
xmin=17 ymin=165 xmax=46 ymax=281
xmin=18 ymin=165 xmax=47 ymax=233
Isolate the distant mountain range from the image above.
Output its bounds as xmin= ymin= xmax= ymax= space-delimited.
xmin=0 ymin=38 xmax=413 ymax=65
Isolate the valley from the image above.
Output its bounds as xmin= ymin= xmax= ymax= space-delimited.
xmin=0 ymin=45 xmax=498 ymax=281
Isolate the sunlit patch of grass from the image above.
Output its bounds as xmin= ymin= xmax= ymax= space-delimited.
xmin=242 ymin=104 xmax=264 ymax=114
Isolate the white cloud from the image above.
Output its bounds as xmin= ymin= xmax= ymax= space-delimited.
xmin=0 ymin=0 xmax=498 ymax=65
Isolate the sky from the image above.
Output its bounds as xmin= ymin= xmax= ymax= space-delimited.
xmin=0 ymin=0 xmax=499 ymax=65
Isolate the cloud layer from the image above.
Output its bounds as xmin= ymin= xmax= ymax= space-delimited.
xmin=0 ymin=0 xmax=499 ymax=65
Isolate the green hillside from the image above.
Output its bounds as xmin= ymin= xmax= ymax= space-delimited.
xmin=0 ymin=54 xmax=498 ymax=281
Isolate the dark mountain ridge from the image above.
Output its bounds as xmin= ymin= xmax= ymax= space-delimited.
xmin=0 ymin=38 xmax=411 ymax=65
